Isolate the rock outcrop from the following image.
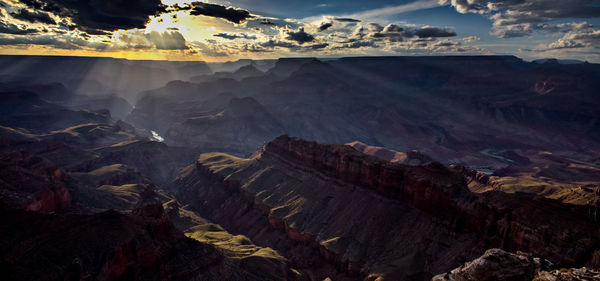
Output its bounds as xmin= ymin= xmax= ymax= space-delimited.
xmin=432 ymin=249 xmax=552 ymax=281
xmin=346 ymin=140 xmax=433 ymax=165
xmin=534 ymin=268 xmax=600 ymax=281
xmin=432 ymin=248 xmax=600 ymax=281
xmin=0 ymin=152 xmax=71 ymax=212
xmin=171 ymin=135 xmax=600 ymax=281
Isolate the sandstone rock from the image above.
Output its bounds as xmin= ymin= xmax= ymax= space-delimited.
xmin=534 ymin=267 xmax=600 ymax=281
xmin=432 ymin=248 xmax=552 ymax=281
xmin=171 ymin=136 xmax=600 ymax=280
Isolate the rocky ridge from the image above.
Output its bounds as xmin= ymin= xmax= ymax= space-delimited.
xmin=171 ymin=135 xmax=600 ymax=280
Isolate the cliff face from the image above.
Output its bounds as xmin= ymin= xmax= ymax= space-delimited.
xmin=171 ymin=135 xmax=600 ymax=281
xmin=0 ymin=152 xmax=72 ymax=212
xmin=268 ymin=136 xmax=599 ymax=262
xmin=0 ymin=203 xmax=223 ymax=281
xmin=262 ymin=136 xmax=470 ymax=220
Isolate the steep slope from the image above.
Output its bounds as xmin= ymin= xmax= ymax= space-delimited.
xmin=0 ymin=202 xmax=294 ymax=281
xmin=166 ymin=97 xmax=285 ymax=153
xmin=0 ymin=121 xmax=297 ymax=281
xmin=170 ymin=136 xmax=600 ymax=281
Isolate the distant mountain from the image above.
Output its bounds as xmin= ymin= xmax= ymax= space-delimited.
xmin=266 ymin=57 xmax=320 ymax=78
xmin=233 ymin=64 xmax=264 ymax=79
xmin=129 ymin=55 xmax=600 ymax=174
xmin=533 ymin=58 xmax=586 ymax=64
xmin=166 ymin=97 xmax=285 ymax=153
xmin=0 ymin=55 xmax=214 ymax=102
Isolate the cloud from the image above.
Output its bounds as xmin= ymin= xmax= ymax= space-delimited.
xmin=257 ymin=39 xmax=329 ymax=52
xmin=146 ymin=30 xmax=187 ymax=50
xmin=413 ymin=26 xmax=456 ymax=38
xmin=367 ymin=23 xmax=384 ymax=32
xmin=0 ymin=20 xmax=39 ymax=35
xmin=490 ymin=22 xmax=596 ymax=38
xmin=213 ymin=33 xmax=257 ymax=40
xmin=0 ymin=33 xmax=108 ymax=49
xmin=389 ymin=37 xmax=488 ymax=54
xmin=368 ymin=24 xmax=456 ymax=42
xmin=259 ymin=39 xmax=297 ymax=49
xmin=440 ymin=0 xmax=600 ymax=38
xmin=190 ymin=40 xmax=230 ymax=56
xmin=259 ymin=19 xmax=276 ymax=26
xmin=344 ymin=0 xmax=440 ymax=20
xmin=189 ymin=2 xmax=253 ymax=24
xmin=383 ymin=24 xmax=403 ymax=33
xmin=334 ymin=18 xmax=361 ymax=23
xmin=318 ymin=22 xmax=333 ymax=32
xmin=535 ymin=29 xmax=600 ymax=51
xmin=286 ymin=28 xmax=314 ymax=44
xmin=112 ymin=29 xmax=188 ymax=50
xmin=18 ymin=0 xmax=165 ymax=33
xmin=462 ymin=36 xmax=480 ymax=43
xmin=371 ymin=24 xmax=404 ymax=42
xmin=438 ymin=0 xmax=491 ymax=14
xmin=330 ymin=38 xmax=377 ymax=49
xmin=10 ymin=8 xmax=56 ymax=25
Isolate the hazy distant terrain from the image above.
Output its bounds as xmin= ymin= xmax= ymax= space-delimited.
xmin=0 ymin=55 xmax=599 ymax=281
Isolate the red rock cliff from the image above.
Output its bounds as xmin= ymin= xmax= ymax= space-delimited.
xmin=260 ymin=135 xmax=600 ymax=266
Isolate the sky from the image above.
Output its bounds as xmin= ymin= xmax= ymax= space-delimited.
xmin=0 ymin=0 xmax=598 ymax=62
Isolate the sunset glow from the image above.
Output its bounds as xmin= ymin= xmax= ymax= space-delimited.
xmin=0 ymin=0 xmax=597 ymax=61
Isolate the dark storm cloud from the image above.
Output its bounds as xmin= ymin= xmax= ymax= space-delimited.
xmin=10 ymin=8 xmax=56 ymax=25
xmin=334 ymin=18 xmax=361 ymax=23
xmin=309 ymin=43 xmax=329 ymax=49
xmin=318 ymin=22 xmax=333 ymax=32
xmin=257 ymin=38 xmax=326 ymax=51
xmin=189 ymin=2 xmax=253 ymax=24
xmin=213 ymin=33 xmax=257 ymax=40
xmin=260 ymin=40 xmax=297 ymax=49
xmin=286 ymin=28 xmax=314 ymax=44
xmin=0 ymin=33 xmax=108 ymax=49
xmin=413 ymin=26 xmax=456 ymax=38
xmin=367 ymin=24 xmax=454 ymax=42
xmin=0 ymin=20 xmax=39 ymax=35
xmin=18 ymin=0 xmax=165 ymax=33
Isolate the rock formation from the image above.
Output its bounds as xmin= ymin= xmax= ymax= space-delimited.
xmin=171 ymin=135 xmax=600 ymax=281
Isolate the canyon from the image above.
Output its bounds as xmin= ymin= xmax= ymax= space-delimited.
xmin=170 ymin=135 xmax=600 ymax=280
xmin=0 ymin=55 xmax=599 ymax=281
